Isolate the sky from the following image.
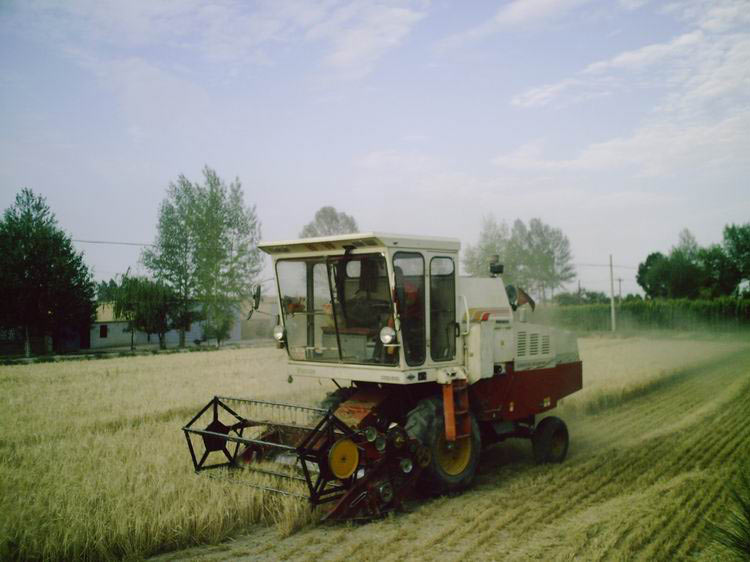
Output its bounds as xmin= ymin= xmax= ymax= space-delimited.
xmin=1 ymin=0 xmax=749 ymax=296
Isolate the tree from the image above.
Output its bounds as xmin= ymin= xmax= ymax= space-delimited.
xmin=505 ymin=219 xmax=533 ymax=289
xmin=112 ymin=274 xmax=138 ymax=350
xmin=137 ymin=279 xmax=175 ymax=349
xmin=637 ymin=229 xmax=715 ymax=299
xmin=192 ymin=168 xmax=262 ymax=346
xmin=697 ymin=244 xmax=739 ymax=298
xmin=637 ymin=252 xmax=671 ymax=298
xmin=463 ymin=216 xmax=575 ymax=300
xmin=723 ymin=223 xmax=750 ymax=288
xmin=142 ymin=176 xmax=198 ymax=347
xmin=675 ymin=228 xmax=700 ymax=261
xmin=0 ymin=189 xmax=96 ymax=356
xmin=143 ymin=166 xmax=262 ymax=347
xmin=666 ymin=249 xmax=703 ymax=299
xmin=299 ymin=206 xmax=358 ymax=238
xmin=113 ymin=274 xmax=176 ymax=350
xmin=525 ymin=218 xmax=576 ymax=300
xmin=96 ymin=278 xmax=119 ymax=302
xmin=463 ymin=216 xmax=511 ymax=278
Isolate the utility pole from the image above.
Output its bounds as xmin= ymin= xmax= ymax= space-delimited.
xmin=609 ymin=254 xmax=616 ymax=332
xmin=617 ymin=277 xmax=623 ymax=300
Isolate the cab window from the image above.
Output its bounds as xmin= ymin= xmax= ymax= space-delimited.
xmin=393 ymin=252 xmax=425 ymax=366
xmin=430 ymin=257 xmax=456 ymax=361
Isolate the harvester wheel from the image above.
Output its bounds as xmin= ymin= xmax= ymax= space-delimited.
xmin=532 ymin=416 xmax=569 ymax=464
xmin=405 ymin=397 xmax=480 ymax=495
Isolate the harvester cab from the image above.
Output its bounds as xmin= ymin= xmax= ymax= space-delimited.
xmin=182 ymin=233 xmax=582 ymax=520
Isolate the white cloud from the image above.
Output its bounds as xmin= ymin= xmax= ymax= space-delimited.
xmin=491 ymin=0 xmax=592 ymax=26
xmin=665 ymin=0 xmax=750 ymax=33
xmin=511 ymin=0 xmax=750 ymax=114
xmin=660 ymin=33 xmax=750 ymax=114
xmin=511 ymin=79 xmax=580 ymax=108
xmin=307 ymin=2 xmax=427 ymax=78
xmin=512 ymin=30 xmax=707 ymax=109
xmin=438 ymin=0 xmax=594 ymax=51
xmin=491 ymin=140 xmax=562 ymax=171
xmin=357 ymin=149 xmax=439 ymax=174
xmin=493 ymin=110 xmax=750 ymax=176
xmin=17 ymin=0 xmax=427 ymax=79
xmin=619 ymin=0 xmax=650 ymax=9
xmin=511 ymin=77 xmax=615 ymax=108
xmin=582 ymin=30 xmax=704 ymax=74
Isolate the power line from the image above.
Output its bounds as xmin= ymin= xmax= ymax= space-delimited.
xmin=70 ymin=240 xmax=640 ymax=270
xmin=73 ymin=239 xmax=155 ymax=247
xmin=575 ymin=262 xmax=637 ymax=270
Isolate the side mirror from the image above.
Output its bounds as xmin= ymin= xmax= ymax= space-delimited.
xmin=489 ymin=255 xmax=503 ymax=276
xmin=252 ymin=285 xmax=261 ymax=310
xmin=489 ymin=263 xmax=504 ymax=275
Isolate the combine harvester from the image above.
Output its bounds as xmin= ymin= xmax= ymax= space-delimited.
xmin=183 ymin=233 xmax=582 ymax=520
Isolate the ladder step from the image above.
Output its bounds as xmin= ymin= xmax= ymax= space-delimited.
xmin=444 ymin=380 xmax=471 ymax=442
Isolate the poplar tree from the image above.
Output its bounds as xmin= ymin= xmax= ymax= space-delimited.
xmin=463 ymin=216 xmax=575 ymax=301
xmin=143 ymin=166 xmax=262 ymax=347
xmin=299 ymin=206 xmax=358 ymax=238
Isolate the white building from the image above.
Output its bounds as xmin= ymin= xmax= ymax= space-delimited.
xmin=88 ymin=301 xmax=262 ymax=350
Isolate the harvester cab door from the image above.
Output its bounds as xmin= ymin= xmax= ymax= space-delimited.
xmin=393 ymin=252 xmax=426 ymax=366
xmin=392 ymin=252 xmax=459 ymax=369
xmin=428 ymin=256 xmax=457 ymax=363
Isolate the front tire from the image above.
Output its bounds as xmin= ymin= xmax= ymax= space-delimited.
xmin=532 ymin=416 xmax=569 ymax=464
xmin=405 ymin=397 xmax=481 ymax=494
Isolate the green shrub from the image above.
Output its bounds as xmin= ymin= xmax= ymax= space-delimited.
xmin=536 ymin=297 xmax=750 ymax=332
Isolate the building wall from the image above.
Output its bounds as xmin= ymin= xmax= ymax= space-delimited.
xmin=89 ymin=322 xmax=149 ymax=349
xmin=163 ymin=322 xmax=204 ymax=346
xmin=89 ymin=302 xmax=255 ymax=350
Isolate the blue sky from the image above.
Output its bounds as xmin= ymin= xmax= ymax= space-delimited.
xmin=1 ymin=0 xmax=749 ymax=295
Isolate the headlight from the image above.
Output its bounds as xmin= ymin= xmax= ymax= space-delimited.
xmin=379 ymin=326 xmax=396 ymax=344
xmin=273 ymin=324 xmax=285 ymax=341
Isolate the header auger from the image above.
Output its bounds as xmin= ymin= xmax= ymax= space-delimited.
xmin=182 ymin=232 xmax=582 ymax=521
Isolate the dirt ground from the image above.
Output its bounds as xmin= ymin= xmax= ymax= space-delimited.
xmin=154 ymin=335 xmax=750 ymax=561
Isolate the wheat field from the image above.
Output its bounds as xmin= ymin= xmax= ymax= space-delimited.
xmin=1 ymin=335 xmax=749 ymax=561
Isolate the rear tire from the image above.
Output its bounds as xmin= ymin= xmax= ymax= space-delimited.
xmin=405 ymin=397 xmax=481 ymax=494
xmin=532 ymin=416 xmax=569 ymax=464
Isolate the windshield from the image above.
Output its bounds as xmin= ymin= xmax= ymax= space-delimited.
xmin=276 ymin=253 xmax=397 ymax=365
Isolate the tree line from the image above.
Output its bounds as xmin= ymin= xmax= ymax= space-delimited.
xmin=636 ymin=226 xmax=749 ymax=299
xmin=0 ymin=168 xmax=360 ymax=356
xmin=536 ymin=297 xmax=750 ymax=332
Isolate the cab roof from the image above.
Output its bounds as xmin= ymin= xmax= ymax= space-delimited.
xmin=258 ymin=232 xmax=461 ymax=256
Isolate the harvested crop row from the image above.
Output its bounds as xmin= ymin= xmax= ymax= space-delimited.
xmin=195 ymin=345 xmax=750 ymax=562
xmin=2 ymin=338 xmax=748 ymax=561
